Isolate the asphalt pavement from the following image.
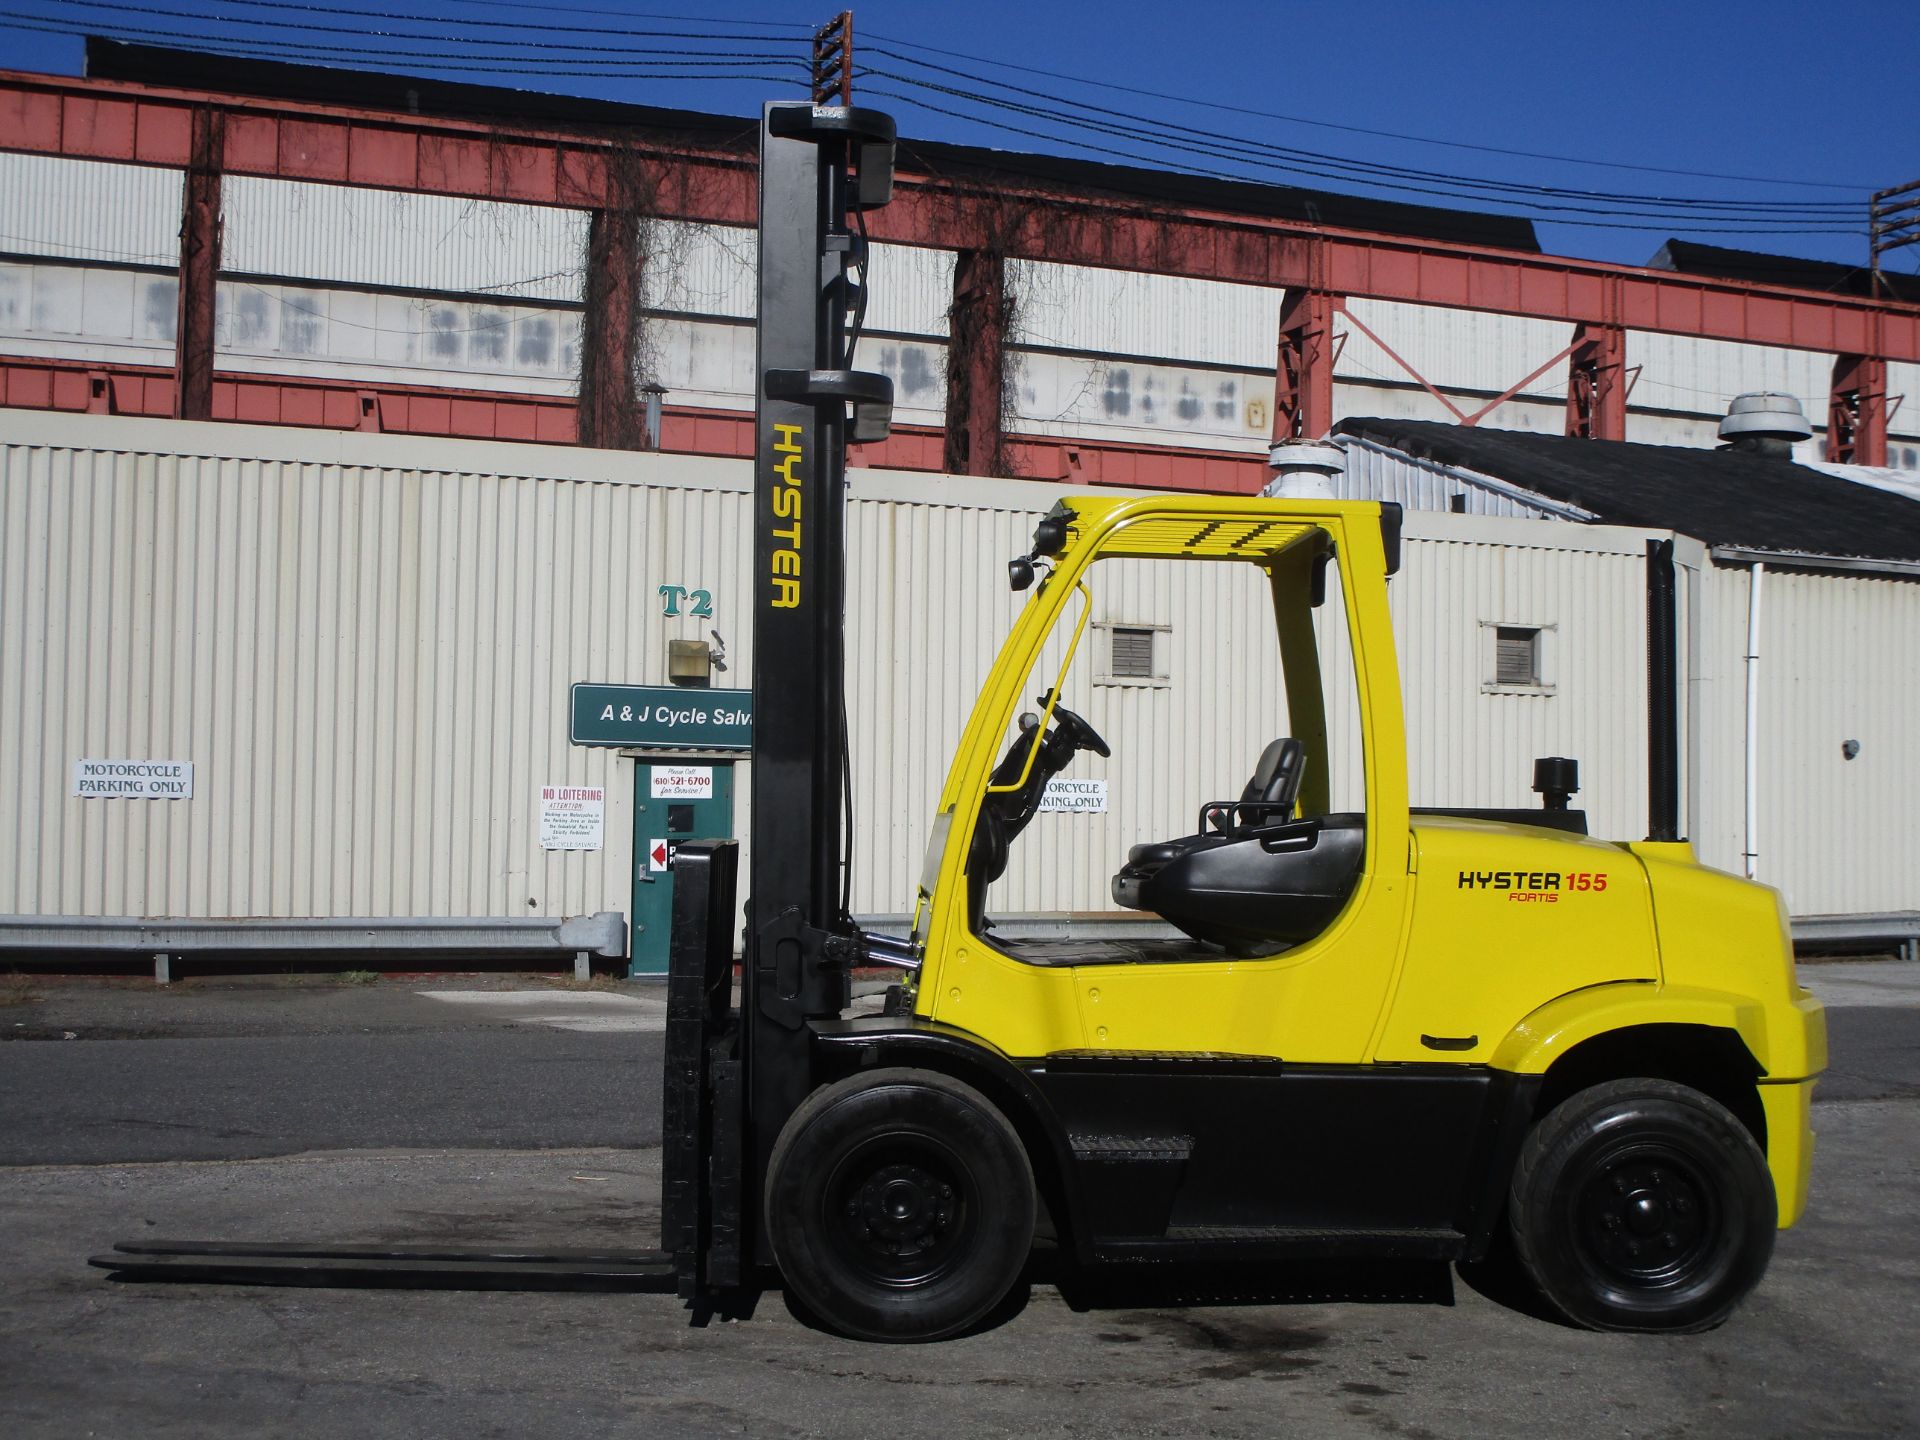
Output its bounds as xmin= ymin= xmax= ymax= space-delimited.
xmin=0 ymin=962 xmax=1914 ymax=1438
xmin=0 ymin=980 xmax=666 ymax=1164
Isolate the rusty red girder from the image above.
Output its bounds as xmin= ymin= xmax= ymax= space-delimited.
xmin=944 ymin=248 xmax=1009 ymax=474
xmin=172 ymin=106 xmax=221 ymax=421
xmin=5 ymin=68 xmax=1919 ymax=365
xmin=578 ymin=156 xmax=647 ymax=451
xmin=1566 ymin=323 xmax=1627 ymax=441
xmin=1272 ymin=289 xmax=1337 ymax=441
xmin=1828 ymin=354 xmax=1889 ymax=466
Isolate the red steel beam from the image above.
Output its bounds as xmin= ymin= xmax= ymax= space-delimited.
xmin=577 ymin=167 xmax=645 ymax=450
xmin=1566 ymin=323 xmax=1627 ymax=441
xmin=1828 ymin=354 xmax=1889 ymax=466
xmin=944 ymin=247 xmax=1009 ymax=475
xmin=1272 ymin=289 xmax=1337 ymax=440
xmin=172 ymin=106 xmax=221 ymax=421
xmin=5 ymin=68 xmax=1919 ymax=359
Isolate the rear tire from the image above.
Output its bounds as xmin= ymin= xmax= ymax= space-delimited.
xmin=765 ymin=1068 xmax=1036 ymax=1342
xmin=1508 ymin=1078 xmax=1775 ymax=1333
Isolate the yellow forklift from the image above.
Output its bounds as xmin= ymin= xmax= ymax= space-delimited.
xmin=98 ymin=101 xmax=1825 ymax=1345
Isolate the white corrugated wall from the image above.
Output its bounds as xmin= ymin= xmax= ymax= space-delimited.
xmin=0 ymin=412 xmax=751 ymax=921
xmin=222 ymin=177 xmax=589 ymax=302
xmin=1333 ymin=436 xmax=1574 ymax=520
xmin=3 ymin=410 xmax=1908 ymax=927
xmin=1390 ymin=513 xmax=1653 ymax=841
xmin=1009 ymin=260 xmax=1277 ymax=370
xmin=0 ymin=153 xmax=184 ymax=267
xmin=1338 ymin=299 xmax=1574 ymax=402
xmin=1691 ymin=560 xmax=1920 ymax=915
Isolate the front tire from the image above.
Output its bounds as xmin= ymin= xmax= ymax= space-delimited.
xmin=765 ymin=1068 xmax=1036 ymax=1342
xmin=1508 ymin=1078 xmax=1775 ymax=1333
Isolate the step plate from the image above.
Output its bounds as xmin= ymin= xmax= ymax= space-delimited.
xmin=1094 ymin=1226 xmax=1466 ymax=1263
xmin=90 ymin=1240 xmax=677 ymax=1292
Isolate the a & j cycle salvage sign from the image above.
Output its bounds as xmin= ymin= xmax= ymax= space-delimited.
xmin=570 ymin=684 xmax=752 ymax=751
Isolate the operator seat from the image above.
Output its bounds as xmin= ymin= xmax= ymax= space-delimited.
xmin=1124 ymin=737 xmax=1305 ymax=872
xmin=1112 ymin=738 xmax=1364 ymax=957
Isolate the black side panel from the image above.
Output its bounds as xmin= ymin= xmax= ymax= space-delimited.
xmin=809 ymin=1023 xmax=1544 ymax=1266
xmin=1413 ymin=806 xmax=1589 ymax=836
xmin=1458 ymin=1068 xmax=1542 ymax=1261
xmin=661 ymin=839 xmax=739 ymax=1299
xmin=1645 ymin=537 xmax=1681 ymax=842
xmin=1379 ymin=500 xmax=1403 ymax=576
xmin=1030 ymin=1059 xmax=1496 ymax=1239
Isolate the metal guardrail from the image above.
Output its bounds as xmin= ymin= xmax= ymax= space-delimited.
xmin=1792 ymin=912 xmax=1920 ymax=962
xmin=6 ymin=907 xmax=1910 ymax=982
xmin=0 ymin=913 xmax=628 ymax=983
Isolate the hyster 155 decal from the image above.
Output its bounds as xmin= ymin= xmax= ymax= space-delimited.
xmin=1457 ymin=870 xmax=1609 ymax=903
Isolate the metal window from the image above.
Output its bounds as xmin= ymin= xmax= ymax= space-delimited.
xmin=1494 ymin=626 xmax=1541 ymax=686
xmin=1110 ymin=626 xmax=1156 ymax=679
xmin=1094 ymin=620 xmax=1170 ymax=687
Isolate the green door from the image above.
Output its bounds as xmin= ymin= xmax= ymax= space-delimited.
xmin=631 ymin=761 xmax=736 ymax=975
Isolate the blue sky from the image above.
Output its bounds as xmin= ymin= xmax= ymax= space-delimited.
xmin=5 ymin=0 xmax=1916 ymax=272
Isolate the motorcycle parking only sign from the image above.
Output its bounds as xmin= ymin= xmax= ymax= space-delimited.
xmin=72 ymin=759 xmax=194 ymax=798
xmin=1039 ymin=778 xmax=1107 ymax=813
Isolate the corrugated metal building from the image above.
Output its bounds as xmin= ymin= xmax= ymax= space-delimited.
xmin=6 ymin=149 xmax=1918 ymax=476
xmin=1322 ymin=420 xmax=1920 ymax=923
xmin=6 ymin=407 xmax=1902 ymax=966
xmin=6 ymin=58 xmax=1919 ymax=965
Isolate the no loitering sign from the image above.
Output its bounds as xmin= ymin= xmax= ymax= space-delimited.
xmin=539 ymin=784 xmax=606 ymax=851
xmin=73 ymin=759 xmax=194 ymax=799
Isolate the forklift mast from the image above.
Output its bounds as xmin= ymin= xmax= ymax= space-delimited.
xmin=663 ymin=101 xmax=897 ymax=1300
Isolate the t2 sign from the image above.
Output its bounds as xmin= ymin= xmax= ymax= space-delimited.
xmin=658 ymin=585 xmax=713 ymax=618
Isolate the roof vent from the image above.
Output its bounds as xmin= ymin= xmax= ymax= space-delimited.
xmin=1719 ymin=392 xmax=1812 ymax=458
xmin=1261 ymin=440 xmax=1346 ymax=499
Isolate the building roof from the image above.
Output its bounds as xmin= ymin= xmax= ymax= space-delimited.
xmin=1332 ymin=417 xmax=1920 ymax=566
xmin=1650 ymin=239 xmax=1920 ymax=305
xmin=85 ymin=39 xmax=1542 ymax=252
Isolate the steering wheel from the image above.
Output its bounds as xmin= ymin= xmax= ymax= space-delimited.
xmin=1044 ymin=697 xmax=1110 ymax=758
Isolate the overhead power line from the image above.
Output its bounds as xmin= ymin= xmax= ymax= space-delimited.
xmin=861 ymin=84 xmax=1862 ymax=238
xmin=10 ymin=0 xmax=807 ymax=54
xmin=0 ymin=9 xmax=809 ymax=73
xmin=862 ymin=51 xmax=1860 ymax=223
xmin=414 ymin=0 xmax=810 ymax=29
xmin=0 ymin=0 xmax=1878 ymax=244
xmin=34 ymin=0 xmax=806 ymax=46
xmin=864 ymin=27 xmax=1874 ymax=194
xmin=1 ymin=15 xmax=807 ymax=79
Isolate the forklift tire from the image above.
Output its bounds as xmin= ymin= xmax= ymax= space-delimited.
xmin=765 ymin=1068 xmax=1036 ymax=1343
xmin=1507 ymin=1078 xmax=1775 ymax=1333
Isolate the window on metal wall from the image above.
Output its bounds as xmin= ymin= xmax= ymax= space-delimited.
xmin=1484 ymin=622 xmax=1553 ymax=694
xmin=1095 ymin=622 xmax=1170 ymax=687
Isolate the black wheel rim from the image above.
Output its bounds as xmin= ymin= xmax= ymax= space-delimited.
xmin=1572 ymin=1140 xmax=1718 ymax=1293
xmin=821 ymin=1135 xmax=977 ymax=1289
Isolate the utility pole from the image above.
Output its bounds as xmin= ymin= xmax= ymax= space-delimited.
xmin=812 ymin=11 xmax=854 ymax=104
xmin=1870 ymin=180 xmax=1920 ymax=299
